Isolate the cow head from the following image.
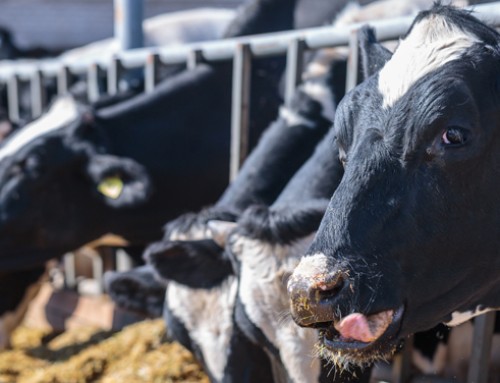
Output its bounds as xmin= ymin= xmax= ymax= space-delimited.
xmin=288 ymin=6 xmax=500 ymax=367
xmin=0 ymin=96 xmax=152 ymax=269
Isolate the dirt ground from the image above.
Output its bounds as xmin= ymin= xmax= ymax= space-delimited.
xmin=0 ymin=319 xmax=209 ymax=383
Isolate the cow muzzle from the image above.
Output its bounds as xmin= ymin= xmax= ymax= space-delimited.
xmin=288 ymin=256 xmax=405 ymax=364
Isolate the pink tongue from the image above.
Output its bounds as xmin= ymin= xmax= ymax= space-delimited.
xmin=334 ymin=313 xmax=377 ymax=343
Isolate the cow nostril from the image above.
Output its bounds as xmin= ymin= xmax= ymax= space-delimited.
xmin=316 ymin=274 xmax=345 ymax=301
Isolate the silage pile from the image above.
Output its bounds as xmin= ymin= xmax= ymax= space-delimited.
xmin=0 ymin=319 xmax=209 ymax=383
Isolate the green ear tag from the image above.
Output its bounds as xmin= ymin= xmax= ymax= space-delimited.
xmin=97 ymin=176 xmax=124 ymax=199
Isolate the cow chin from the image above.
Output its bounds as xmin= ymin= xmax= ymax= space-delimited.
xmin=315 ymin=305 xmax=405 ymax=369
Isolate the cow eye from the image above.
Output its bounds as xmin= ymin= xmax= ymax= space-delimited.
xmin=441 ymin=127 xmax=468 ymax=146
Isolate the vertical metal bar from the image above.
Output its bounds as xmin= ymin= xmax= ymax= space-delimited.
xmin=107 ymin=57 xmax=122 ymax=95
xmin=7 ymin=75 xmax=20 ymax=124
xmin=30 ymin=70 xmax=46 ymax=119
xmin=91 ymin=254 xmax=104 ymax=295
xmin=145 ymin=53 xmax=160 ymax=93
xmin=392 ymin=336 xmax=414 ymax=383
xmin=284 ymin=38 xmax=305 ymax=106
xmin=187 ymin=49 xmax=203 ymax=70
xmin=58 ymin=66 xmax=72 ymax=95
xmin=467 ymin=312 xmax=496 ymax=383
xmin=114 ymin=0 xmax=144 ymax=86
xmin=346 ymin=28 xmax=360 ymax=92
xmin=114 ymin=0 xmax=144 ymax=51
xmin=87 ymin=64 xmax=102 ymax=103
xmin=63 ymin=252 xmax=77 ymax=289
xmin=230 ymin=43 xmax=252 ymax=181
xmin=116 ymin=249 xmax=133 ymax=272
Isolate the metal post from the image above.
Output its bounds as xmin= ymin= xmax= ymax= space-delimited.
xmin=87 ymin=63 xmax=102 ymax=103
xmin=467 ymin=312 xmax=496 ymax=383
xmin=63 ymin=252 xmax=77 ymax=289
xmin=114 ymin=0 xmax=144 ymax=87
xmin=30 ymin=70 xmax=46 ymax=119
xmin=346 ymin=28 xmax=360 ymax=92
xmin=7 ymin=75 xmax=20 ymax=124
xmin=57 ymin=66 xmax=72 ymax=95
xmin=187 ymin=49 xmax=203 ymax=70
xmin=108 ymin=57 xmax=122 ymax=95
xmin=392 ymin=336 xmax=414 ymax=383
xmin=230 ymin=43 xmax=252 ymax=181
xmin=145 ymin=53 xmax=160 ymax=93
xmin=284 ymin=38 xmax=305 ymax=106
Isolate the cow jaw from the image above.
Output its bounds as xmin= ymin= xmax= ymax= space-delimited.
xmin=316 ymin=306 xmax=405 ymax=368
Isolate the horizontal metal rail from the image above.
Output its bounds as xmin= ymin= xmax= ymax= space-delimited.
xmin=1 ymin=2 xmax=500 ymax=81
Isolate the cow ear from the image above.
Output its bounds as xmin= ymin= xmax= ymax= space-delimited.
xmin=144 ymin=240 xmax=232 ymax=288
xmin=358 ymin=26 xmax=393 ymax=80
xmin=87 ymin=154 xmax=152 ymax=208
xmin=207 ymin=220 xmax=238 ymax=248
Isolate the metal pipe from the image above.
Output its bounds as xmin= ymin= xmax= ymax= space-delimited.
xmin=345 ymin=28 xmax=360 ymax=92
xmin=1 ymin=2 xmax=499 ymax=81
xmin=30 ymin=70 xmax=46 ymax=119
xmin=57 ymin=66 xmax=72 ymax=95
xmin=107 ymin=57 xmax=122 ymax=95
xmin=187 ymin=49 xmax=203 ymax=70
xmin=144 ymin=53 xmax=160 ymax=93
xmin=467 ymin=312 xmax=496 ymax=383
xmin=87 ymin=64 xmax=102 ymax=103
xmin=7 ymin=75 xmax=20 ymax=124
xmin=114 ymin=0 xmax=144 ymax=51
xmin=284 ymin=38 xmax=305 ymax=106
xmin=230 ymin=43 xmax=252 ymax=181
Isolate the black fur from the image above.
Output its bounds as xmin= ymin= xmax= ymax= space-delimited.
xmin=289 ymin=5 xmax=500 ymax=366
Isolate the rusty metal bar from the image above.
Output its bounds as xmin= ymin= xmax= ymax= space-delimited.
xmin=230 ymin=43 xmax=252 ymax=181
xmin=284 ymin=38 xmax=305 ymax=106
xmin=7 ymin=75 xmax=20 ymax=124
xmin=144 ymin=53 xmax=160 ymax=93
xmin=30 ymin=70 xmax=46 ymax=119
xmin=467 ymin=312 xmax=496 ymax=383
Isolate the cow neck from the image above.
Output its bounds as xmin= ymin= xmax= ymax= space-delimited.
xmin=94 ymin=64 xmax=231 ymax=173
xmin=273 ymin=127 xmax=343 ymax=208
xmin=216 ymin=104 xmax=330 ymax=215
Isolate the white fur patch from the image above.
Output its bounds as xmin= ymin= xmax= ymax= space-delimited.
xmin=302 ymin=82 xmax=336 ymax=123
xmin=290 ymin=252 xmax=333 ymax=282
xmin=232 ymin=233 xmax=321 ymax=383
xmin=167 ymin=277 xmax=237 ymax=381
xmin=445 ymin=306 xmax=498 ymax=327
xmin=0 ymin=96 xmax=79 ymax=161
xmin=168 ymin=225 xmax=211 ymax=241
xmin=279 ymin=106 xmax=316 ymax=128
xmin=378 ymin=13 xmax=479 ymax=108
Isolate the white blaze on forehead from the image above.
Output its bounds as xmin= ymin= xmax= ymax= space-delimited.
xmin=0 ymin=96 xmax=79 ymax=161
xmin=378 ymin=14 xmax=479 ymax=108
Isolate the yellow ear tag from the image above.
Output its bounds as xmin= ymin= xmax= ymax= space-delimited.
xmin=97 ymin=176 xmax=124 ymax=199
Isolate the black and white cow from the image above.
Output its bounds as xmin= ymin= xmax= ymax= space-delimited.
xmin=0 ymin=0 xmax=301 ymax=349
xmin=209 ymin=126 xmax=372 ymax=382
xmin=288 ymin=4 xmax=500 ymax=368
xmin=111 ymin=45 xmax=339 ymax=381
xmin=0 ymin=0 xmax=298 ymax=273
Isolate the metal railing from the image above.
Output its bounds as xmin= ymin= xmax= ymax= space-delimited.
xmin=0 ymin=2 xmax=499 ymax=382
